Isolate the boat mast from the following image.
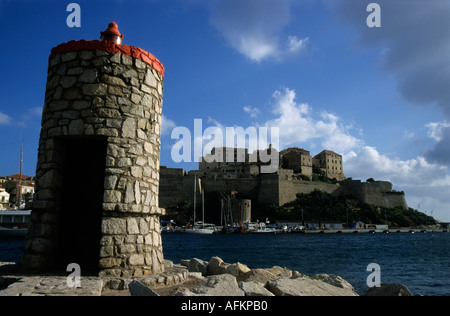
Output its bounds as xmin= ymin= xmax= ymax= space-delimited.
xmin=193 ymin=174 xmax=197 ymax=224
xmin=220 ymin=198 xmax=224 ymax=227
xmin=18 ymin=142 xmax=23 ymax=209
xmin=202 ymin=187 xmax=205 ymax=226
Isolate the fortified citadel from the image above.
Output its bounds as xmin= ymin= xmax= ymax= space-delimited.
xmin=159 ymin=147 xmax=408 ymax=216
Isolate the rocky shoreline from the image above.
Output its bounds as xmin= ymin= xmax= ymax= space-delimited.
xmin=0 ymin=258 xmax=414 ymax=296
xmin=176 ymin=257 xmax=358 ymax=296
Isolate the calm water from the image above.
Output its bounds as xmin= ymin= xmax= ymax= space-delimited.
xmin=161 ymin=232 xmax=450 ymax=296
xmin=1 ymin=233 xmax=449 ymax=295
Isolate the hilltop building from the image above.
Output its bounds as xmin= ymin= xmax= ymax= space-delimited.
xmin=313 ymin=150 xmax=346 ymax=181
xmin=280 ymin=148 xmax=313 ymax=181
xmin=199 ymin=146 xmax=279 ymax=178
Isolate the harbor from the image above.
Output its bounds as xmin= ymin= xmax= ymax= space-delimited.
xmin=161 ymin=221 xmax=448 ymax=235
xmin=1 ymin=218 xmax=449 ymax=296
xmin=1 ymin=210 xmax=447 ymax=239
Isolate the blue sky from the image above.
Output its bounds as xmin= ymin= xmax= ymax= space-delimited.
xmin=0 ymin=0 xmax=449 ymax=221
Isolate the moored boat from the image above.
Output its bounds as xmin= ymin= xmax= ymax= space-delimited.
xmin=184 ymin=221 xmax=216 ymax=234
xmin=184 ymin=227 xmax=215 ymax=234
xmin=250 ymin=227 xmax=276 ymax=234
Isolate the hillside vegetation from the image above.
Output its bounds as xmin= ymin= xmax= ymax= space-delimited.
xmin=274 ymin=190 xmax=437 ymax=228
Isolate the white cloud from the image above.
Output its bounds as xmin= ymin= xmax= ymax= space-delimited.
xmin=344 ymin=146 xmax=450 ymax=221
xmin=0 ymin=111 xmax=11 ymax=125
xmin=161 ymin=115 xmax=176 ymax=136
xmin=345 ymin=146 xmax=434 ymax=183
xmin=402 ymin=130 xmax=415 ymax=140
xmin=243 ymin=106 xmax=261 ymax=118
xmin=426 ymin=121 xmax=450 ymax=142
xmin=205 ymin=0 xmax=308 ymax=62
xmin=287 ymin=36 xmax=309 ymax=53
xmin=263 ymin=88 xmax=362 ymax=152
xmin=204 ymin=87 xmax=362 ymax=155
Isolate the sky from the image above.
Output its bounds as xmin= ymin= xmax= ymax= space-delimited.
xmin=0 ymin=0 xmax=449 ymax=221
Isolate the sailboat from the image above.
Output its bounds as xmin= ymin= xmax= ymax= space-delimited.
xmin=184 ymin=175 xmax=215 ymax=234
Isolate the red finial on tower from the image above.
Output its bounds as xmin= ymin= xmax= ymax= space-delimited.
xmin=100 ymin=21 xmax=124 ymax=44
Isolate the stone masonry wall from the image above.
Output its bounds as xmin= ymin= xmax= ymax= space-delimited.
xmin=21 ymin=41 xmax=165 ymax=277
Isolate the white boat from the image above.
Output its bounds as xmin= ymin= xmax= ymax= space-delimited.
xmin=248 ymin=221 xmax=276 ymax=234
xmin=184 ymin=221 xmax=215 ymax=234
xmin=250 ymin=227 xmax=276 ymax=234
xmin=185 ymin=227 xmax=215 ymax=234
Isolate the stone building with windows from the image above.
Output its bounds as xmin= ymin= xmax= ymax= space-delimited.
xmin=199 ymin=147 xmax=249 ymax=172
xmin=313 ymin=150 xmax=346 ymax=181
xmin=280 ymin=148 xmax=313 ymax=181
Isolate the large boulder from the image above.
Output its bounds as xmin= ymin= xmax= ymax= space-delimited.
xmin=266 ymin=266 xmax=293 ymax=278
xmin=128 ymin=280 xmax=159 ymax=296
xmin=237 ymin=269 xmax=278 ymax=285
xmin=239 ymin=281 xmax=275 ymax=296
xmin=267 ymin=277 xmax=358 ymax=296
xmin=227 ymin=262 xmax=251 ymax=277
xmin=207 ymin=257 xmax=229 ymax=275
xmin=187 ymin=258 xmax=208 ymax=276
xmin=187 ymin=274 xmax=245 ymax=296
xmin=311 ymin=274 xmax=355 ymax=292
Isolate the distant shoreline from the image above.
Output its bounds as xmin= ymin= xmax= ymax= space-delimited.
xmin=162 ymin=227 xmax=448 ymax=235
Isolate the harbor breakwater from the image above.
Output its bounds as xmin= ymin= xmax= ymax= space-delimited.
xmin=0 ymin=258 xmax=414 ymax=296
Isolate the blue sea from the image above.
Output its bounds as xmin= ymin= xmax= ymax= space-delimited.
xmin=161 ymin=232 xmax=450 ymax=296
xmin=1 ymin=232 xmax=449 ymax=296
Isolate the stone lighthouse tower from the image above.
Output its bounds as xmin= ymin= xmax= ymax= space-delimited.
xmin=21 ymin=22 xmax=166 ymax=277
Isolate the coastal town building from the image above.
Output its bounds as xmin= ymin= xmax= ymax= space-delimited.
xmin=2 ymin=174 xmax=35 ymax=209
xmin=0 ymin=188 xmax=10 ymax=211
xmin=0 ymin=176 xmax=7 ymax=187
xmin=0 ymin=175 xmax=35 ymax=209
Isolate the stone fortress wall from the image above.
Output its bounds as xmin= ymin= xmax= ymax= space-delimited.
xmin=159 ymin=166 xmax=408 ymax=212
xmin=160 ymin=145 xmax=408 ymax=213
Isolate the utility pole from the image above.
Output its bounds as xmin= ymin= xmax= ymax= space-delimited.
xmin=18 ymin=142 xmax=23 ymax=209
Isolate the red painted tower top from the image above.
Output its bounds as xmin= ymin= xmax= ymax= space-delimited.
xmin=49 ymin=22 xmax=164 ymax=78
xmin=100 ymin=21 xmax=124 ymax=45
